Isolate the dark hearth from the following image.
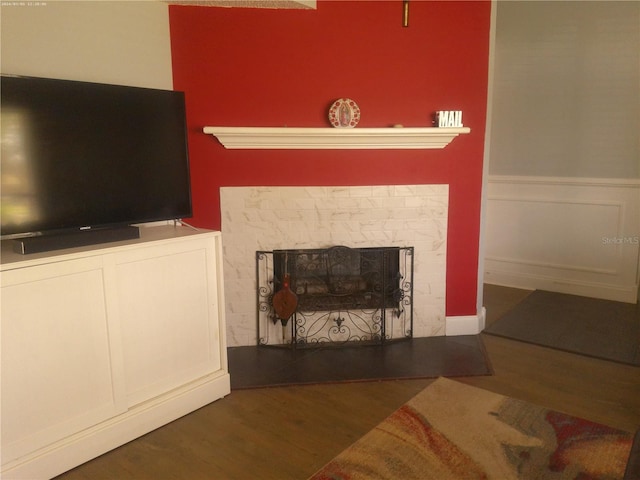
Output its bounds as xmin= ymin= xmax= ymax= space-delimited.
xmin=257 ymin=246 xmax=414 ymax=348
xmin=228 ymin=336 xmax=493 ymax=389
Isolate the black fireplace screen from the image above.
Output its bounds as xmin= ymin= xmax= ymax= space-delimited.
xmin=257 ymin=245 xmax=414 ymax=348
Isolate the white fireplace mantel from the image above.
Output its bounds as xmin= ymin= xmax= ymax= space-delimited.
xmin=203 ymin=126 xmax=471 ymax=149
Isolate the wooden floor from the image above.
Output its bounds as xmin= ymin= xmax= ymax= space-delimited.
xmin=56 ymin=285 xmax=640 ymax=480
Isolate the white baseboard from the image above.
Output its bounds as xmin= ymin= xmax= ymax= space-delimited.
xmin=446 ymin=307 xmax=486 ymax=335
xmin=484 ymin=270 xmax=638 ymax=304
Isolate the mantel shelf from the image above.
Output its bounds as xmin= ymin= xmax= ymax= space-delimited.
xmin=202 ymin=126 xmax=471 ymax=149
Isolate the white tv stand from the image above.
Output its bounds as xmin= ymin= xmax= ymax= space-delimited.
xmin=1 ymin=225 xmax=230 ymax=479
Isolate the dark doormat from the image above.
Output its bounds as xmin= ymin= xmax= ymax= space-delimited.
xmin=484 ymin=289 xmax=640 ymax=366
xmin=228 ymin=335 xmax=493 ymax=389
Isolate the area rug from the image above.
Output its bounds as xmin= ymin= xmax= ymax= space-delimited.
xmin=484 ymin=290 xmax=640 ymax=366
xmin=309 ymin=377 xmax=639 ymax=480
xmin=228 ymin=335 xmax=492 ymax=389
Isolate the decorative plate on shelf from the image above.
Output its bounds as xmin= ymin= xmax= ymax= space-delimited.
xmin=328 ymin=98 xmax=360 ymax=128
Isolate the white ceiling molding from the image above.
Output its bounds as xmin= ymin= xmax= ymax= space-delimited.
xmin=165 ymin=0 xmax=315 ymax=9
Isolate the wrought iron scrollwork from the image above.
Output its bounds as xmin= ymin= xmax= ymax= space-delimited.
xmin=257 ymin=246 xmax=414 ymax=348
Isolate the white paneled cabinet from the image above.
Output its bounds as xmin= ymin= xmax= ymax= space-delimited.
xmin=1 ymin=226 xmax=230 ymax=479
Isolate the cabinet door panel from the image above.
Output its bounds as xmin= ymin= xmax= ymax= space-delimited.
xmin=1 ymin=259 xmax=121 ymax=463
xmin=115 ymin=241 xmax=220 ymax=406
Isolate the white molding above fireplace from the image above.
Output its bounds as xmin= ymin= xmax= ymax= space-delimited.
xmin=203 ymin=126 xmax=471 ymax=149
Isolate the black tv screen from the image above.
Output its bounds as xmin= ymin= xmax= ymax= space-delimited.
xmin=1 ymin=75 xmax=192 ymax=239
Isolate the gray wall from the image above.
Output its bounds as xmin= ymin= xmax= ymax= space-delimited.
xmin=489 ymin=1 xmax=639 ymax=179
xmin=1 ymin=1 xmax=173 ymax=89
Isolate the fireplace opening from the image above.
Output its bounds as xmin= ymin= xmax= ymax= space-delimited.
xmin=257 ymin=246 xmax=414 ymax=348
xmin=274 ymin=246 xmax=401 ymax=311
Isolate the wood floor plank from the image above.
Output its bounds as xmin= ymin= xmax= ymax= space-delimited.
xmin=55 ymin=286 xmax=640 ymax=480
xmin=464 ymin=334 xmax=640 ymax=432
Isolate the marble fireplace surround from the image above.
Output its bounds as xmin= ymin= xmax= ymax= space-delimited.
xmin=220 ymin=185 xmax=449 ymax=347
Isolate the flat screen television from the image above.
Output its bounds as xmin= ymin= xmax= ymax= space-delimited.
xmin=1 ymin=75 xmax=192 ymax=254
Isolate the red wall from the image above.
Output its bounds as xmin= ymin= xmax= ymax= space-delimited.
xmin=168 ymin=0 xmax=491 ymax=317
